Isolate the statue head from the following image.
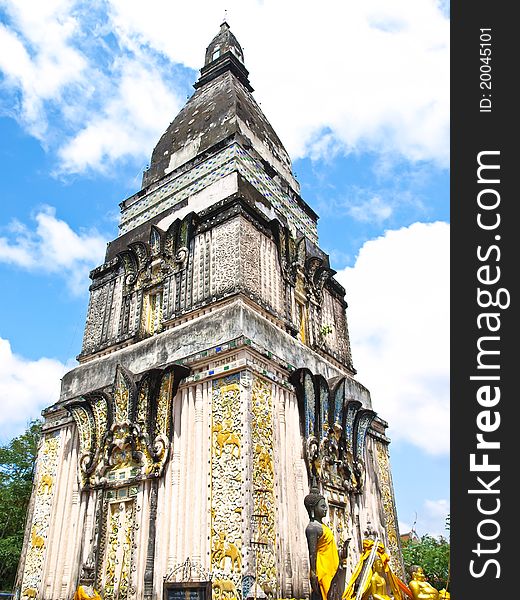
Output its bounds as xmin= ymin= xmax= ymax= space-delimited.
xmin=374 ymin=558 xmax=384 ymax=572
xmin=304 ymin=480 xmax=327 ymax=521
xmin=411 ymin=566 xmax=426 ymax=581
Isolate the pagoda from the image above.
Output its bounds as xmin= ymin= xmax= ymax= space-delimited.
xmin=15 ymin=22 xmax=403 ymax=600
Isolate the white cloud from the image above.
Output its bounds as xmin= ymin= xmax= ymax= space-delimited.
xmin=58 ymin=56 xmax=182 ymax=174
xmin=106 ymin=0 xmax=449 ymax=165
xmin=399 ymin=497 xmax=450 ymax=539
xmin=0 ymin=0 xmax=449 ymax=173
xmin=348 ymin=195 xmax=394 ymax=223
xmin=401 ymin=498 xmax=450 ymax=539
xmin=0 ymin=206 xmax=107 ymax=294
xmin=244 ymin=0 xmax=449 ymax=166
xmin=336 ymin=221 xmax=449 ymax=455
xmin=0 ymin=0 xmax=87 ymax=138
xmin=0 ymin=337 xmax=71 ymax=443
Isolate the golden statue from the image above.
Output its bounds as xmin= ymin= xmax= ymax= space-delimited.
xmin=73 ymin=585 xmax=102 ymax=600
xmin=304 ymin=482 xmax=349 ymax=600
xmin=74 ymin=554 xmax=102 ymax=600
xmin=362 ymin=557 xmax=392 ymax=600
xmin=343 ymin=539 xmax=412 ymax=600
xmin=408 ymin=566 xmax=441 ymax=600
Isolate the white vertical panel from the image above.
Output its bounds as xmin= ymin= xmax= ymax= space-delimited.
xmin=193 ymin=384 xmax=204 ymax=564
xmin=175 ymin=387 xmax=189 ymax=564
xmin=44 ymin=425 xmax=73 ymax=599
xmin=168 ymin=387 xmax=183 ymax=570
xmin=135 ymin=480 xmax=150 ymax=599
xmin=60 ymin=428 xmax=82 ymax=598
xmin=275 ymin=386 xmax=288 ymax=596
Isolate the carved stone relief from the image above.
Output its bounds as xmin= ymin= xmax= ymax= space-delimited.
xmin=67 ymin=363 xmax=189 ymax=488
xmin=18 ymin=431 xmax=62 ymax=600
xmin=210 ymin=374 xmax=243 ymax=594
xmin=211 ymin=218 xmax=240 ymax=298
xmin=375 ymin=441 xmax=404 ymax=579
xmin=250 ymin=376 xmax=277 ymax=597
xmin=289 ymin=368 xmax=376 ymax=495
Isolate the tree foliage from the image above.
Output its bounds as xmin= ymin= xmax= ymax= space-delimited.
xmin=0 ymin=420 xmax=42 ymax=591
xmin=401 ymin=534 xmax=450 ymax=592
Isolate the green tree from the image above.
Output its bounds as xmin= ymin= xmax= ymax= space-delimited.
xmin=401 ymin=534 xmax=450 ymax=592
xmin=0 ymin=420 xmax=42 ymax=591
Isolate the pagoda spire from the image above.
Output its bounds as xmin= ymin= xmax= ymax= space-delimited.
xmin=194 ymin=20 xmax=253 ymax=91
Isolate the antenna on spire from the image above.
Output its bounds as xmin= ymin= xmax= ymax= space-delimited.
xmin=222 ymin=9 xmax=229 ymax=24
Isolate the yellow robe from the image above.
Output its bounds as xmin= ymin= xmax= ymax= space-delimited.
xmin=316 ymin=523 xmax=340 ymax=600
xmin=73 ymin=585 xmax=102 ymax=600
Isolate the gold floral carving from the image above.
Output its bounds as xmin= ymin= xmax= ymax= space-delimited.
xmin=68 ymin=364 xmax=188 ymax=487
xmin=376 ymin=441 xmax=404 ymax=579
xmin=102 ymin=499 xmax=136 ymax=600
xmin=210 ymin=375 xmax=243 ymax=592
xmin=19 ymin=431 xmax=61 ymax=598
xmin=113 ymin=368 xmax=131 ymax=424
xmin=251 ymin=376 xmax=277 ymax=594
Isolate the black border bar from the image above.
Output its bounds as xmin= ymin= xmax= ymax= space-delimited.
xmin=451 ymin=3 xmax=515 ymax=598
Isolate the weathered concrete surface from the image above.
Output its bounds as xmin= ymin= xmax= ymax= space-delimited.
xmin=59 ymin=298 xmax=371 ymax=407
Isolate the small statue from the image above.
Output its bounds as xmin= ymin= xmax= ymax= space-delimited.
xmin=362 ymin=557 xmax=392 ymax=600
xmin=74 ymin=553 xmax=102 ymax=600
xmin=408 ymin=566 xmax=440 ymax=600
xmin=304 ymin=480 xmax=349 ymax=600
xmin=344 ymin=539 xmax=412 ymax=600
xmin=73 ymin=585 xmax=102 ymax=600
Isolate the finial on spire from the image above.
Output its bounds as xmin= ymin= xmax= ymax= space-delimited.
xmin=196 ymin=17 xmax=252 ymax=91
xmin=221 ymin=9 xmax=229 ymax=28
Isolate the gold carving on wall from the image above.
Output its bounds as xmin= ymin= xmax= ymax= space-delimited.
xmin=67 ymin=364 xmax=188 ymax=487
xmin=102 ymin=499 xmax=136 ymax=600
xmin=212 ymin=578 xmax=239 ymax=600
xmin=251 ymin=376 xmax=277 ymax=595
xmin=210 ymin=374 xmax=243 ymax=592
xmin=376 ymin=441 xmax=404 ymax=579
xmin=19 ymin=431 xmax=61 ymax=598
xmin=212 ymin=531 xmax=242 ymax=573
xmin=213 ymin=421 xmax=241 ymax=458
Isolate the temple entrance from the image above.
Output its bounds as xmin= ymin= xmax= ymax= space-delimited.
xmin=164 ymin=582 xmax=212 ymax=600
xmin=163 ymin=560 xmax=213 ymax=600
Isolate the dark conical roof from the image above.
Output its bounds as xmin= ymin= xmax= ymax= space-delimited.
xmin=204 ymin=21 xmax=245 ymax=66
xmin=142 ymin=22 xmax=297 ymax=193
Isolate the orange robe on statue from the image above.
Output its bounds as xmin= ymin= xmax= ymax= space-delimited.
xmin=316 ymin=523 xmax=340 ymax=600
xmin=73 ymin=585 xmax=102 ymax=600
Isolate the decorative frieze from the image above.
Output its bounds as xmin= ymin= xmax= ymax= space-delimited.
xmin=119 ymin=142 xmax=318 ymax=244
xmin=66 ymin=363 xmax=189 ymax=488
xmin=250 ymin=376 xmax=278 ymax=596
xmin=375 ymin=441 xmax=404 ymax=579
xmin=289 ymin=368 xmax=376 ymax=495
xmin=18 ymin=431 xmax=62 ymax=600
xmin=210 ymin=374 xmax=244 ymax=595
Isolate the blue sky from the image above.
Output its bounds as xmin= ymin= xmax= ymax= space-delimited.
xmin=0 ymin=1 xmax=449 ymax=539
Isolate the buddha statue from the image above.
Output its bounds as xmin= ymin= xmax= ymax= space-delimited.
xmin=304 ymin=481 xmax=349 ymax=600
xmin=73 ymin=585 xmax=102 ymax=600
xmin=73 ymin=554 xmax=102 ymax=600
xmin=408 ymin=566 xmax=440 ymax=600
xmin=362 ymin=557 xmax=393 ymax=600
xmin=344 ymin=539 xmax=413 ymax=600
